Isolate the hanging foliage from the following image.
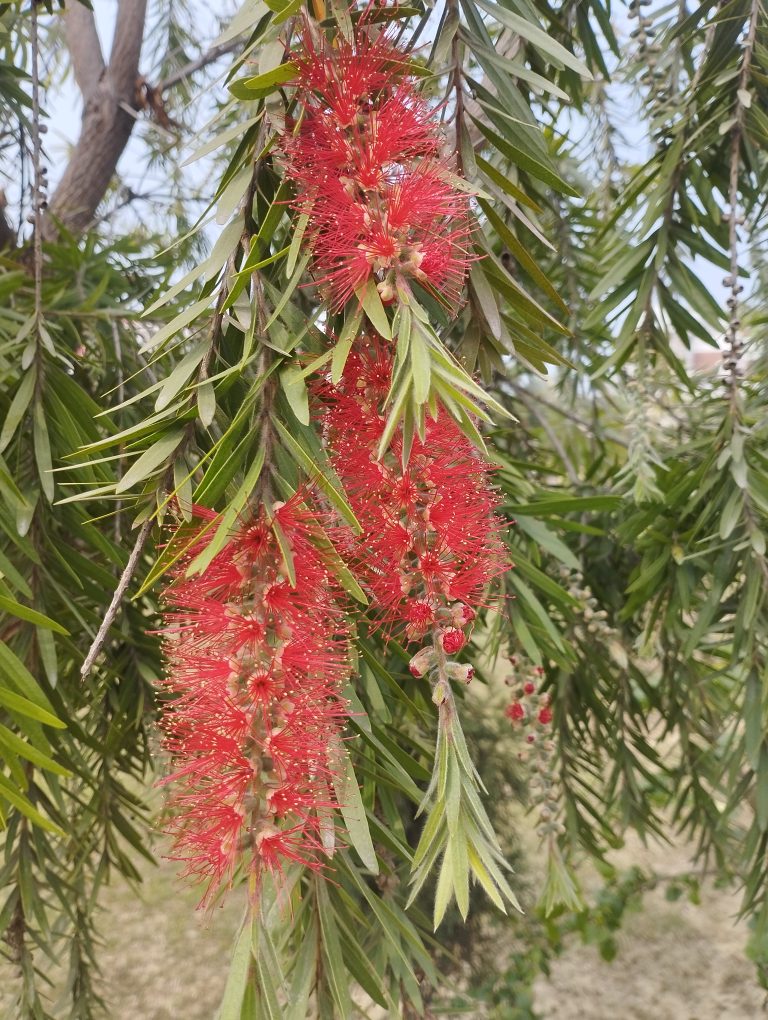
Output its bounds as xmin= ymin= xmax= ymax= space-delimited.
xmin=0 ymin=0 xmax=767 ymax=1016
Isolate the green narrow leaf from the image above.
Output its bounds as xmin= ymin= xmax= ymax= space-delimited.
xmin=197 ymin=379 xmax=217 ymax=427
xmin=0 ymin=367 xmax=35 ymax=454
xmin=316 ymin=881 xmax=353 ymax=1018
xmin=115 ymin=429 xmax=185 ymax=494
xmin=0 ymin=725 xmax=69 ymax=777
xmin=409 ymin=319 xmax=431 ymax=405
xmin=356 ymin=279 xmax=392 ymax=339
xmin=217 ymin=918 xmax=253 ymax=1020
xmin=141 ymin=296 xmax=211 ymax=353
xmin=280 ymin=367 xmax=310 ymax=426
xmin=331 ymin=306 xmax=364 ymax=384
xmin=253 ymin=938 xmax=283 ymax=1020
xmin=285 ymin=917 xmax=317 ymax=1020
xmin=0 ymin=640 xmax=59 ymax=722
xmin=155 ymin=343 xmax=207 ymax=411
xmin=0 ymin=596 xmax=68 ymax=635
xmin=187 ymin=448 xmax=266 ymax=576
xmin=36 ymin=627 xmax=58 ymax=687
xmin=271 ymin=512 xmax=297 ymax=586
xmin=332 ymin=747 xmax=379 ymax=872
xmin=0 ymin=773 xmax=65 ymax=836
xmin=32 ymin=401 xmax=54 ymax=502
xmin=467 ymin=843 xmax=507 ymax=912
xmin=0 ymin=682 xmax=64 ymax=729
xmin=433 ymin=843 xmax=455 ymax=929
xmin=286 ymin=212 xmax=309 ymax=277
xmin=239 ymin=61 xmax=297 ymax=95
xmin=473 ymin=0 xmax=591 ymax=76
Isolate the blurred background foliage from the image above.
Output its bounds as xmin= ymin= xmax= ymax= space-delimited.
xmin=0 ymin=0 xmax=767 ymax=1016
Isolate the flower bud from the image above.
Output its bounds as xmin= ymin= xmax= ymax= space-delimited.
xmin=450 ymin=603 xmax=476 ymax=626
xmin=440 ymin=627 xmax=466 ymax=654
xmin=446 ymin=662 xmax=474 ymax=684
xmin=408 ymin=647 xmax=436 ymax=678
xmin=505 ymin=701 xmax=525 ymax=722
xmin=431 ymin=680 xmax=448 ymax=706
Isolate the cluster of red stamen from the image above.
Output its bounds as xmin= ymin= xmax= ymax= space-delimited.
xmin=318 ymin=338 xmax=507 ymax=656
xmin=158 ymin=498 xmax=349 ymax=905
xmin=282 ymin=26 xmax=471 ymax=309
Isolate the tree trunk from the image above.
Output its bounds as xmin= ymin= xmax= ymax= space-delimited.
xmin=45 ymin=0 xmax=147 ymax=239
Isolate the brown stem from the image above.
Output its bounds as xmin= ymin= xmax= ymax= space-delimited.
xmin=723 ymin=0 xmax=759 ymax=408
xmin=80 ymin=516 xmax=154 ymax=679
xmin=449 ymin=0 xmax=464 ymax=175
xmin=65 ymin=2 xmax=106 ymax=99
xmin=45 ymin=4 xmax=244 ymax=241
xmin=29 ymin=3 xmax=43 ymax=322
xmin=157 ymin=39 xmax=242 ymax=92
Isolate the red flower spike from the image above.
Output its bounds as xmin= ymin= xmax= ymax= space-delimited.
xmin=282 ymin=26 xmax=472 ymax=311
xmin=538 ymin=706 xmax=553 ymax=726
xmin=317 ymin=339 xmax=508 ymax=644
xmin=523 ymin=681 xmax=536 ymax=695
xmin=157 ymin=498 xmax=350 ymax=907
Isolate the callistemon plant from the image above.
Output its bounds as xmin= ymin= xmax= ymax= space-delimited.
xmin=283 ymin=25 xmax=472 ymax=308
xmin=153 ymin=2 xmax=519 ymax=991
xmin=158 ymin=497 xmax=350 ymax=906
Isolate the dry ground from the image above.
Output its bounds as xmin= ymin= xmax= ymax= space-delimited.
xmin=3 ymin=833 xmax=766 ymax=1018
xmin=96 ymin=834 xmax=766 ymax=1019
xmin=533 ymin=840 xmax=767 ymax=1020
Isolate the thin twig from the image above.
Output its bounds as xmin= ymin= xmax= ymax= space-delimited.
xmin=112 ymin=320 xmax=125 ymax=543
xmin=514 ymin=388 xmax=581 ymax=486
xmin=81 ymin=516 xmax=153 ymax=679
xmin=157 ymin=38 xmax=241 ymax=92
xmin=723 ymin=0 xmax=759 ymax=408
xmin=29 ymin=3 xmax=43 ymax=322
xmin=448 ymin=0 xmax=464 ymax=175
xmin=507 ymin=382 xmax=629 ymax=448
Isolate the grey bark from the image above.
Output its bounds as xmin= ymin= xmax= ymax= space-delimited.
xmin=45 ymin=0 xmax=148 ymax=239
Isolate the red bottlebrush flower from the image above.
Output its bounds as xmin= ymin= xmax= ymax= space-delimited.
xmin=538 ymin=706 xmax=553 ymax=726
xmin=317 ymin=339 xmax=508 ymax=642
xmin=282 ymin=27 xmax=472 ymax=311
xmin=506 ymin=701 xmax=525 ymax=722
xmin=405 ymin=598 xmax=437 ymax=639
xmin=440 ymin=628 xmax=466 ymax=654
xmin=523 ymin=681 xmax=536 ymax=695
xmin=157 ymin=497 xmax=350 ymax=906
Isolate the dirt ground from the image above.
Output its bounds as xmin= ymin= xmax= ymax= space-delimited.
xmin=98 ymin=853 xmax=242 ymax=1020
xmin=3 ymin=832 xmax=766 ymax=1018
xmin=93 ymin=834 xmax=767 ymax=1020
xmin=532 ymin=836 xmax=767 ymax=1020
